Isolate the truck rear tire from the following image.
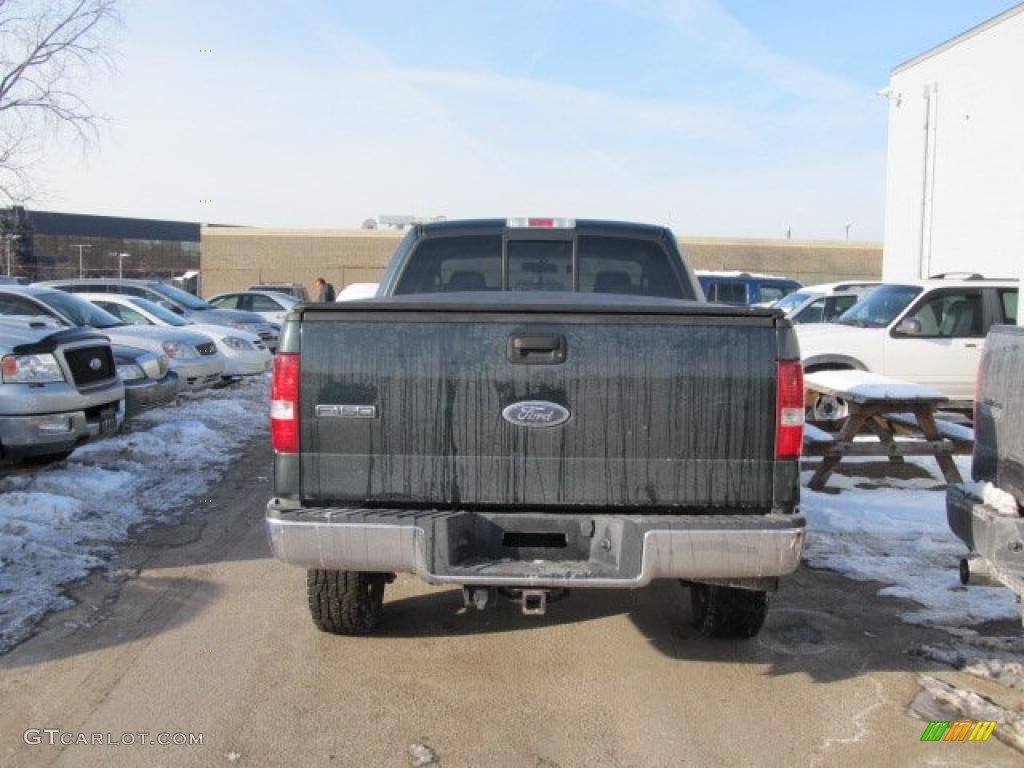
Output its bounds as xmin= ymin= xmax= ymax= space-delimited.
xmin=689 ymin=583 xmax=768 ymax=639
xmin=307 ymin=570 xmax=387 ymax=635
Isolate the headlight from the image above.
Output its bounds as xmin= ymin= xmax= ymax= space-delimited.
xmin=116 ymin=363 xmax=146 ymax=382
xmin=1 ymin=353 xmax=65 ymax=384
xmin=222 ymin=336 xmax=253 ymax=351
xmin=161 ymin=341 xmax=198 ymax=359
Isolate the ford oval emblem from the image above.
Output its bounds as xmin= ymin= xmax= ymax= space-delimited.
xmin=502 ymin=400 xmax=570 ymax=428
xmin=89 ymin=357 xmax=103 ymax=371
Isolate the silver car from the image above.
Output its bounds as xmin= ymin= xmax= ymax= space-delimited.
xmin=0 ymin=318 xmax=124 ymax=460
xmin=207 ymin=290 xmax=298 ymax=325
xmin=0 ymin=287 xmax=226 ymax=390
xmin=38 ymin=278 xmax=280 ymax=351
xmin=110 ymin=344 xmax=180 ymax=416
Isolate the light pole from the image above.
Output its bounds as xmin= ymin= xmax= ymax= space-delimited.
xmin=72 ymin=243 xmax=92 ymax=277
xmin=118 ymin=252 xmax=131 ymax=279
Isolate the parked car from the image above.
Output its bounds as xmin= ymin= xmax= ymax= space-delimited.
xmin=335 ymin=282 xmax=379 ymax=301
xmin=0 ymin=276 xmax=30 ymax=286
xmin=947 ymin=324 xmax=1024 ymax=621
xmin=268 ymin=218 xmax=804 ymax=639
xmin=697 ymin=271 xmax=801 ymax=306
xmin=248 ymin=282 xmax=309 ymax=301
xmin=111 ymin=344 xmax=180 ymax=416
xmin=0 ymin=286 xmax=225 ymax=390
xmin=206 ymin=290 xmax=298 ymax=325
xmin=0 ymin=317 xmax=124 ymax=460
xmin=80 ymin=294 xmax=272 ymax=379
xmin=797 ymin=277 xmax=1018 ymax=406
xmin=37 ymin=278 xmax=280 ymax=351
xmin=772 ymin=282 xmax=880 ymax=324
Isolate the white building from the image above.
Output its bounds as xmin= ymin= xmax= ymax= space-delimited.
xmin=881 ymin=4 xmax=1024 ymax=281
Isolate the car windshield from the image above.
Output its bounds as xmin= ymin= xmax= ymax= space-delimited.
xmin=773 ymin=291 xmax=813 ymax=313
xmin=128 ymin=297 xmax=190 ymax=326
xmin=836 ymin=284 xmax=921 ymax=328
xmin=37 ymin=291 xmax=124 ymax=329
xmin=150 ymin=282 xmax=213 ymax=310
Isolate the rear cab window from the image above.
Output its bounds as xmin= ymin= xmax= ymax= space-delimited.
xmin=393 ymin=231 xmax=691 ymax=299
xmin=395 ymin=235 xmax=502 ymax=293
xmin=706 ymin=281 xmax=747 ymax=304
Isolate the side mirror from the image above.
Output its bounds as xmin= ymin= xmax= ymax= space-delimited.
xmin=895 ymin=317 xmax=923 ymax=336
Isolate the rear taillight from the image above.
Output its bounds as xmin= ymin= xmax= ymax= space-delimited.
xmin=271 ymin=353 xmax=299 ymax=453
xmin=776 ymin=360 xmax=805 ymax=459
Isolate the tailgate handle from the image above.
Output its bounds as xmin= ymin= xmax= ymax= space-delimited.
xmin=507 ymin=334 xmax=566 ymax=364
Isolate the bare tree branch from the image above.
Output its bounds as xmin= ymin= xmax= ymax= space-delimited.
xmin=0 ymin=0 xmax=119 ymax=203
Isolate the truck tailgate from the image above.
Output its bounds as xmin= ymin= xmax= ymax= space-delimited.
xmin=297 ymin=302 xmax=780 ymax=510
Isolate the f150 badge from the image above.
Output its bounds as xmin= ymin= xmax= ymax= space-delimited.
xmin=316 ymin=404 xmax=377 ymax=419
xmin=502 ymin=401 xmax=570 ymax=428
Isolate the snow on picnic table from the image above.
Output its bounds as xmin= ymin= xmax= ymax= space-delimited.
xmin=804 ymin=370 xmax=946 ymax=402
xmin=802 ymin=456 xmax=1020 ymax=628
xmin=0 ymin=376 xmax=268 ymax=654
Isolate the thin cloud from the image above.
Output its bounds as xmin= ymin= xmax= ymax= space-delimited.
xmin=32 ymin=0 xmax=887 ymax=239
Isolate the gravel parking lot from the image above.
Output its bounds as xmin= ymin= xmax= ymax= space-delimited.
xmin=1 ymin=384 xmax=1023 ymax=767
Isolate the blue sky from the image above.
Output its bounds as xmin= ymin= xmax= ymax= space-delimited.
xmin=38 ymin=0 xmax=1016 ymax=239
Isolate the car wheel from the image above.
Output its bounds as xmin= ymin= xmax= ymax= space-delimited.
xmin=689 ymin=583 xmax=769 ymax=639
xmin=306 ymin=570 xmax=388 ymax=635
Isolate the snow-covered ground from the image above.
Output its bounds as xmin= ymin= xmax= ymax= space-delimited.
xmin=2 ymin=378 xmax=1020 ymax=656
xmin=802 ymin=455 xmax=1021 ymax=628
xmin=0 ymin=376 xmax=268 ymax=653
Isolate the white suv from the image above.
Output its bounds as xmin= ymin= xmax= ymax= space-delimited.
xmin=772 ymin=281 xmax=879 ymax=324
xmin=796 ymin=277 xmax=1018 ymax=405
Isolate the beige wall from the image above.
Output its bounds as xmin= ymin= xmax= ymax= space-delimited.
xmin=200 ymin=225 xmax=881 ymax=296
xmin=200 ymin=226 xmax=402 ymax=297
xmin=681 ymin=236 xmax=882 ymax=287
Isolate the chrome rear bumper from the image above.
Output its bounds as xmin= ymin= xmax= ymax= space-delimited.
xmin=947 ymin=484 xmax=1024 ymax=600
xmin=266 ymin=502 xmax=805 ymax=589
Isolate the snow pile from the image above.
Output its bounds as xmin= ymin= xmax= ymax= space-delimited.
xmin=909 ymin=635 xmax=1024 ymax=690
xmin=0 ymin=376 xmax=268 ymax=653
xmin=962 ymin=480 xmax=1022 ymax=517
xmin=802 ymin=462 xmax=1020 ymax=627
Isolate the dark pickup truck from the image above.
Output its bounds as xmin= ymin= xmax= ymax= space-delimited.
xmin=266 ymin=219 xmax=805 ymax=639
xmin=948 ymin=324 xmax=1024 ymax=621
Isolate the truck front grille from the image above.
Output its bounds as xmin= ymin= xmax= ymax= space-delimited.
xmin=64 ymin=345 xmax=115 ymax=387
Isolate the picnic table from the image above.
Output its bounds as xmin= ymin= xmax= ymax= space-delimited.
xmin=802 ymin=370 xmax=972 ymax=491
